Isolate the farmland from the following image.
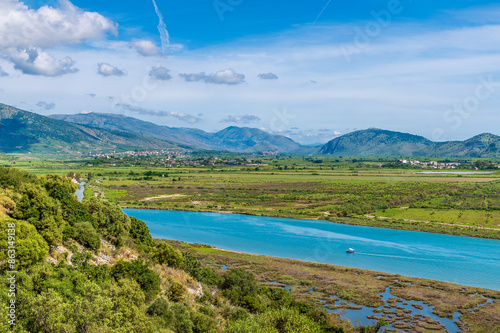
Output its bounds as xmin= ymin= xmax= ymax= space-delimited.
xmin=6 ymin=154 xmax=500 ymax=239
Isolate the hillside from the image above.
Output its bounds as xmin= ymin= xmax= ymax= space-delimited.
xmin=212 ymin=126 xmax=300 ymax=152
xmin=0 ymin=104 xmax=179 ymax=153
xmin=320 ymin=129 xmax=500 ymax=158
xmin=319 ymin=129 xmax=432 ymax=156
xmin=50 ymin=112 xmax=301 ymax=152
xmin=430 ymin=133 xmax=500 ymax=158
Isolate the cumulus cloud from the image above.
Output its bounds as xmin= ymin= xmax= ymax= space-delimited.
xmin=179 ymin=69 xmax=245 ymax=85
xmin=258 ymin=72 xmax=278 ymax=80
xmin=0 ymin=0 xmax=117 ymax=50
xmin=130 ymin=40 xmax=159 ymax=56
xmin=220 ymin=114 xmax=261 ymax=124
xmin=36 ymin=101 xmax=56 ymax=110
xmin=0 ymin=66 xmax=7 ymax=77
xmin=0 ymin=0 xmax=116 ymax=76
xmin=149 ymin=66 xmax=172 ymax=80
xmin=7 ymin=48 xmax=77 ymax=76
xmin=97 ymin=63 xmax=126 ymax=77
xmin=117 ymin=103 xmax=200 ymax=123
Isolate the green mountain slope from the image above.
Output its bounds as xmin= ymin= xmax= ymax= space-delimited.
xmin=320 ymin=129 xmax=432 ymax=156
xmin=320 ymin=129 xmax=500 ymax=158
xmin=0 ymin=104 xmax=178 ymax=153
xmin=50 ymin=112 xmax=301 ymax=152
xmin=212 ymin=126 xmax=301 ymax=152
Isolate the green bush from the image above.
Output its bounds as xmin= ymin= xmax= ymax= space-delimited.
xmin=152 ymin=242 xmax=183 ymax=268
xmin=73 ymin=222 xmax=101 ymax=250
xmin=220 ymin=268 xmax=258 ymax=304
xmin=84 ymin=197 xmax=131 ymax=246
xmin=0 ymin=217 xmax=48 ymax=268
xmin=129 ymin=216 xmax=153 ymax=246
xmin=226 ymin=307 xmax=323 ymax=333
xmin=168 ymin=281 xmax=186 ymax=302
xmin=146 ymin=296 xmax=174 ymax=326
xmin=111 ymin=259 xmax=160 ymax=301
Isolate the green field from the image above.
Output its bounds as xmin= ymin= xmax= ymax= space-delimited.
xmin=8 ymin=154 xmax=500 ymax=239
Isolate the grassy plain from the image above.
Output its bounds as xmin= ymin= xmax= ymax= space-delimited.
xmin=7 ymin=155 xmax=500 ymax=239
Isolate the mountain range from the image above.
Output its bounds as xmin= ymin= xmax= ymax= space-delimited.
xmin=1 ymin=103 xmax=499 ymax=158
xmin=320 ymin=129 xmax=500 ymax=158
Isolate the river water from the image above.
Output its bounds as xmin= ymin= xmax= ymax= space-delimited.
xmin=75 ymin=182 xmax=85 ymax=202
xmin=123 ymin=208 xmax=500 ymax=290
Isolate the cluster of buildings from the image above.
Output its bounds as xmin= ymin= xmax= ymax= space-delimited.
xmin=88 ymin=149 xmax=188 ymax=159
xmin=397 ymin=159 xmax=500 ymax=169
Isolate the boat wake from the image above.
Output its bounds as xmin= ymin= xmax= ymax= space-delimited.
xmin=355 ymin=252 xmax=438 ymax=261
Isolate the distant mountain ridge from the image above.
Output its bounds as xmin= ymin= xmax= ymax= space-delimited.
xmin=320 ymin=129 xmax=500 ymax=158
xmin=0 ymin=104 xmax=179 ymax=153
xmin=49 ymin=112 xmax=300 ymax=152
xmin=1 ymin=103 xmax=498 ymax=157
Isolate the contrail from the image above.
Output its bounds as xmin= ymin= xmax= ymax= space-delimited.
xmin=151 ymin=0 xmax=170 ymax=55
xmin=312 ymin=0 xmax=332 ymax=27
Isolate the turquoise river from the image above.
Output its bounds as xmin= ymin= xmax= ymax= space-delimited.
xmin=123 ymin=209 xmax=500 ymax=290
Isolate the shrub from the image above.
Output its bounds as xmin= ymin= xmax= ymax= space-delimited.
xmin=168 ymin=281 xmax=186 ymax=302
xmin=129 ymin=217 xmax=153 ymax=246
xmin=0 ymin=217 xmax=48 ymax=268
xmin=220 ymin=268 xmax=258 ymax=304
xmin=146 ymin=296 xmax=174 ymax=326
xmin=73 ymin=222 xmax=101 ymax=250
xmin=152 ymin=242 xmax=183 ymax=268
xmin=111 ymin=259 xmax=160 ymax=301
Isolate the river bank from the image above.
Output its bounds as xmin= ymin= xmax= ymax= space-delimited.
xmin=120 ymin=204 xmax=500 ymax=240
xmin=167 ymin=240 xmax=500 ymax=332
xmin=124 ymin=208 xmax=500 ymax=290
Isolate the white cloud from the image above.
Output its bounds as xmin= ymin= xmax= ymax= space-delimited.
xmin=258 ymin=72 xmax=278 ymax=80
xmin=117 ymin=103 xmax=201 ymax=123
xmin=0 ymin=66 xmax=7 ymax=77
xmin=0 ymin=0 xmax=117 ymax=50
xmin=0 ymin=0 xmax=116 ymax=76
xmin=36 ymin=101 xmax=56 ymax=110
xmin=7 ymin=48 xmax=77 ymax=76
xmin=97 ymin=62 xmax=126 ymax=77
xmin=149 ymin=66 xmax=172 ymax=80
xmin=179 ymin=69 xmax=245 ymax=85
xmin=130 ymin=40 xmax=159 ymax=56
xmin=220 ymin=114 xmax=261 ymax=124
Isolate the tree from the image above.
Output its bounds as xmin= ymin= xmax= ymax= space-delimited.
xmin=151 ymin=242 xmax=183 ymax=268
xmin=111 ymin=259 xmax=160 ymax=301
xmin=13 ymin=183 xmax=65 ymax=245
xmin=84 ymin=197 xmax=131 ymax=246
xmin=0 ymin=217 xmax=48 ymax=268
xmin=129 ymin=217 xmax=153 ymax=246
xmin=73 ymin=222 xmax=101 ymax=250
xmin=220 ymin=268 xmax=258 ymax=304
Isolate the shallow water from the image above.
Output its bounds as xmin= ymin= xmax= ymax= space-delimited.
xmin=75 ymin=182 xmax=85 ymax=202
xmin=326 ymin=286 xmax=463 ymax=332
xmin=123 ymin=209 xmax=500 ymax=290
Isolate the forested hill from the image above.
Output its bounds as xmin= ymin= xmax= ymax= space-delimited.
xmin=0 ymin=104 xmax=180 ymax=153
xmin=50 ymin=112 xmax=301 ymax=152
xmin=0 ymin=167 xmax=359 ymax=332
xmin=320 ymin=129 xmax=500 ymax=158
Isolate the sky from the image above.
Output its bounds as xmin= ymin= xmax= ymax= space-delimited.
xmin=1 ymin=0 xmax=500 ymax=144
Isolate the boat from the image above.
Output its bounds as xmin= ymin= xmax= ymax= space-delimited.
xmin=346 ymin=248 xmax=355 ymax=253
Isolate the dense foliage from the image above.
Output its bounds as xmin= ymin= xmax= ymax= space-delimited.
xmin=0 ymin=167 xmax=386 ymax=332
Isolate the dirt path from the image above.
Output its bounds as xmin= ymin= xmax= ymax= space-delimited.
xmin=141 ymin=194 xmax=186 ymax=201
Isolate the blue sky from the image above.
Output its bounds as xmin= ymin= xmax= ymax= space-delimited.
xmin=1 ymin=0 xmax=500 ymax=144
